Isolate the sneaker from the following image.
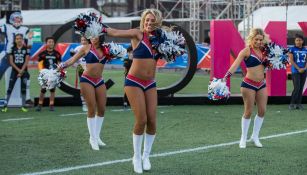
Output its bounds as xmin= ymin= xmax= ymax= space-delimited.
xmin=123 ymin=102 xmax=128 ymax=108
xmin=142 ymin=156 xmax=151 ymax=171
xmin=98 ymin=138 xmax=106 ymax=147
xmin=82 ymin=104 xmax=88 ymax=112
xmin=21 ymin=107 xmax=28 ymax=112
xmin=289 ymin=104 xmax=295 ymax=110
xmin=296 ymin=104 xmax=304 ymax=110
xmin=49 ymin=105 xmax=54 ymax=111
xmin=36 ymin=105 xmax=42 ymax=112
xmin=132 ymin=156 xmax=143 ymax=174
xmin=25 ymin=99 xmax=34 ymax=107
xmin=1 ymin=107 xmax=8 ymax=112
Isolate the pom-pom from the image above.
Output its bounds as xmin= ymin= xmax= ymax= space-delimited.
xmin=208 ymin=78 xmax=230 ymax=101
xmin=149 ymin=28 xmax=186 ymax=62
xmin=262 ymin=42 xmax=289 ymax=70
xmin=38 ymin=69 xmax=66 ymax=89
xmin=101 ymin=42 xmax=127 ymax=60
xmin=73 ymin=11 xmax=106 ymax=39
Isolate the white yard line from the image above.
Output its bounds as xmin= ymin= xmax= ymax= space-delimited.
xmin=2 ymin=117 xmax=34 ymax=122
xmin=111 ymin=108 xmax=132 ymax=112
xmin=59 ymin=112 xmax=86 ymax=117
xmin=111 ymin=106 xmax=168 ymax=112
xmin=60 ymin=106 xmax=169 ymax=115
xmin=20 ymin=128 xmax=307 ymax=175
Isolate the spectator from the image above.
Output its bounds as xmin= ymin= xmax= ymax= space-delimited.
xmin=36 ymin=37 xmax=62 ymax=111
xmin=70 ymin=36 xmax=90 ymax=112
xmin=122 ymin=46 xmax=133 ymax=108
xmin=1 ymin=34 xmax=30 ymax=112
xmin=289 ymin=34 xmax=307 ymax=110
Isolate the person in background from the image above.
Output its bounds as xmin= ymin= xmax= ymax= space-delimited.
xmin=289 ymin=34 xmax=307 ymax=110
xmin=70 ymin=36 xmax=90 ymax=112
xmin=1 ymin=34 xmax=30 ymax=112
xmin=224 ymin=28 xmax=270 ymax=149
xmin=122 ymin=46 xmax=133 ymax=109
xmin=36 ymin=37 xmax=62 ymax=111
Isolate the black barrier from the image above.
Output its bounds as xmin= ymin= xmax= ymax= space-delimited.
xmin=157 ymin=22 xmax=197 ymax=96
xmin=52 ymin=20 xmax=197 ymax=97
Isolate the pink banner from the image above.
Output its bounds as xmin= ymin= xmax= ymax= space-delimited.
xmin=298 ymin=22 xmax=307 ymax=95
xmin=210 ymin=20 xmax=245 ymax=89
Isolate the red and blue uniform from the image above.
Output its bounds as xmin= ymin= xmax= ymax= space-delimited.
xmin=125 ymin=32 xmax=156 ymax=91
xmin=80 ymin=45 xmax=108 ymax=88
xmin=241 ymin=48 xmax=266 ymax=91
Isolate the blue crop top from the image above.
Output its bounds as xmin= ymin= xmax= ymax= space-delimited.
xmin=133 ymin=32 xmax=154 ymax=59
xmin=244 ymin=48 xmax=263 ymax=68
xmin=84 ymin=45 xmax=107 ymax=64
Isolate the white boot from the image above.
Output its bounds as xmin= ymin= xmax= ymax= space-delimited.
xmin=142 ymin=133 xmax=155 ymax=171
xmin=250 ymin=115 xmax=264 ymax=148
xmin=133 ymin=134 xmax=143 ymax=174
xmin=96 ymin=116 xmax=106 ymax=147
xmin=87 ymin=117 xmax=99 ymax=150
xmin=239 ymin=117 xmax=251 ymax=148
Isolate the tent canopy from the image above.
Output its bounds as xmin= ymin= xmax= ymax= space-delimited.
xmin=0 ymin=8 xmax=140 ymax=26
xmin=0 ymin=8 xmax=107 ymax=25
xmin=238 ymin=5 xmax=307 ymax=31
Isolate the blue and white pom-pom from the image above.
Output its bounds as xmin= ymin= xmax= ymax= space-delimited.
xmin=38 ymin=69 xmax=66 ymax=89
xmin=149 ymin=28 xmax=186 ymax=62
xmin=208 ymin=78 xmax=230 ymax=101
xmin=262 ymin=42 xmax=289 ymax=70
xmin=73 ymin=11 xmax=106 ymax=39
xmin=102 ymin=42 xmax=127 ymax=60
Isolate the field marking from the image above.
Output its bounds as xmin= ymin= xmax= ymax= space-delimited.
xmin=111 ymin=106 xmax=168 ymax=112
xmin=59 ymin=106 xmax=168 ymax=114
xmin=59 ymin=112 xmax=86 ymax=117
xmin=2 ymin=117 xmax=34 ymax=122
xmin=19 ymin=128 xmax=307 ymax=175
xmin=111 ymin=108 xmax=132 ymax=112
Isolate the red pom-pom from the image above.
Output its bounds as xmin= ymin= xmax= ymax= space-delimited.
xmin=102 ymin=45 xmax=112 ymax=60
xmin=76 ymin=19 xmax=86 ymax=28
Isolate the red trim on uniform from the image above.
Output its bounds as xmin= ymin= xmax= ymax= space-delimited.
xmin=81 ymin=74 xmax=102 ymax=84
xmin=126 ymin=74 xmax=154 ymax=87
xmin=243 ymin=77 xmax=265 ymax=88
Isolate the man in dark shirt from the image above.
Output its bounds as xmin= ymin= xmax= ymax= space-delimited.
xmin=36 ymin=37 xmax=62 ymax=111
xmin=123 ymin=46 xmax=133 ymax=108
xmin=1 ymin=34 xmax=30 ymax=112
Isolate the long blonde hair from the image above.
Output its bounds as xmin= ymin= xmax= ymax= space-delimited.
xmin=139 ymin=9 xmax=163 ymax=32
xmin=246 ymin=28 xmax=270 ymax=47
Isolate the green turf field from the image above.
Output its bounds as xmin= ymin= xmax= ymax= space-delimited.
xmin=0 ymin=105 xmax=306 ymax=175
xmin=0 ymin=67 xmax=295 ymax=98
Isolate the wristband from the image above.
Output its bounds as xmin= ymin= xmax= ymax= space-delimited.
xmin=59 ymin=62 xmax=68 ymax=69
xmin=224 ymin=71 xmax=232 ymax=80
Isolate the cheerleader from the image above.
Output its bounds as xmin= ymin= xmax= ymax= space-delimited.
xmin=59 ymin=34 xmax=108 ymax=150
xmin=224 ymin=28 xmax=270 ymax=148
xmin=104 ymin=9 xmax=163 ymax=173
